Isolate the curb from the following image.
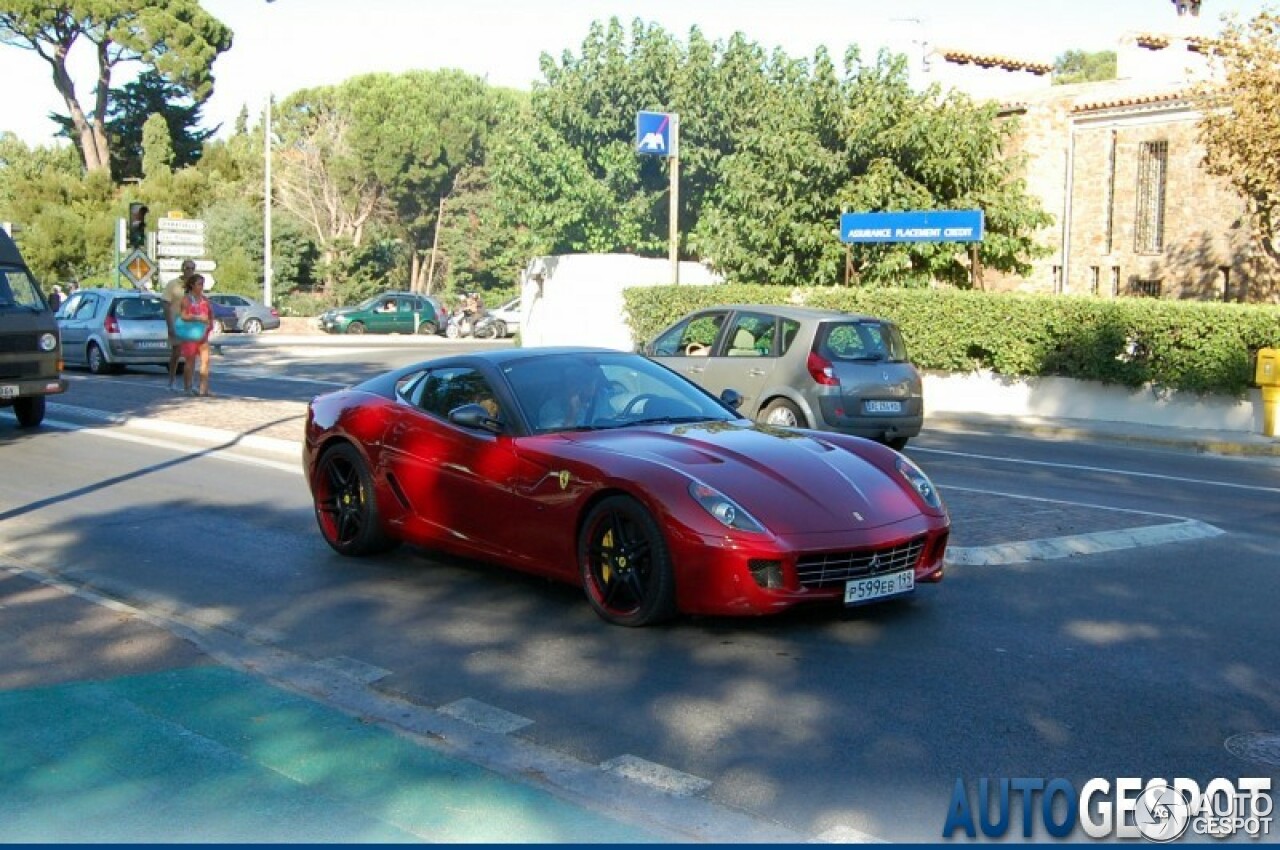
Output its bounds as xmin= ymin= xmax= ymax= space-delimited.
xmin=924 ymin=415 xmax=1280 ymax=459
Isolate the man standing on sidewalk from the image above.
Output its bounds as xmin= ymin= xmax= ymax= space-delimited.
xmin=161 ymin=260 xmax=197 ymax=391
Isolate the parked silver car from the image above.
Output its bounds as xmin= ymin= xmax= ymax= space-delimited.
xmin=208 ymin=293 xmax=280 ymax=334
xmin=57 ymin=288 xmax=169 ymax=374
xmin=488 ymin=297 xmax=521 ymax=337
xmin=644 ymin=304 xmax=923 ymax=449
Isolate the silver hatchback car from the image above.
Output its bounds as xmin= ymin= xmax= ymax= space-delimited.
xmin=57 ymin=288 xmax=170 ymax=374
xmin=644 ymin=304 xmax=923 ymax=449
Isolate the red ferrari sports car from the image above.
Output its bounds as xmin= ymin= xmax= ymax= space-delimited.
xmin=303 ymin=347 xmax=949 ymax=626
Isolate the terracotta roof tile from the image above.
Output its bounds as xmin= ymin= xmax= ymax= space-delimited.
xmin=1072 ymin=90 xmax=1191 ymax=112
xmin=938 ymin=49 xmax=1053 ymax=75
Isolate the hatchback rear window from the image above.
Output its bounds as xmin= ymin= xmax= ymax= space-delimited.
xmin=817 ymin=321 xmax=909 ymax=362
xmin=112 ymin=297 xmax=166 ymax=320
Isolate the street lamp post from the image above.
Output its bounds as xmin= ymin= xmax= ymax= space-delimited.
xmin=264 ymin=92 xmax=273 ymax=307
xmin=263 ymin=0 xmax=277 ymax=307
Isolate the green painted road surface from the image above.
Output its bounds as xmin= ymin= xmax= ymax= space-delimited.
xmin=0 ymin=665 xmax=661 ymax=842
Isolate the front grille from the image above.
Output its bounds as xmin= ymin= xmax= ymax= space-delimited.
xmin=0 ymin=360 xmax=41 ymax=380
xmin=0 ymin=334 xmax=39 ymax=354
xmin=795 ymin=537 xmax=926 ymax=589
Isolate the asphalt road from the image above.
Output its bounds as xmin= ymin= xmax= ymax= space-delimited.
xmin=2 ymin=345 xmax=1278 ymax=842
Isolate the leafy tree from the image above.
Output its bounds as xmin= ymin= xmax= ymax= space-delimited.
xmin=274 ymin=70 xmax=506 ymax=296
xmin=108 ymin=70 xmax=216 ymax=179
xmin=1053 ymin=50 xmax=1117 ymax=85
xmin=0 ymin=0 xmax=233 ymax=172
xmin=141 ymin=113 xmax=174 ymax=179
xmin=494 ymin=19 xmax=1051 ymax=287
xmin=1194 ymin=9 xmax=1280 ymax=264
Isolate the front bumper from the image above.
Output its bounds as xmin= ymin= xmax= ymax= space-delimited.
xmin=667 ymin=513 xmax=949 ymax=616
xmin=0 ymin=375 xmax=68 ymax=401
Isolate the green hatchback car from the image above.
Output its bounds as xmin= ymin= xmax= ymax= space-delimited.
xmin=318 ymin=292 xmax=439 ymax=335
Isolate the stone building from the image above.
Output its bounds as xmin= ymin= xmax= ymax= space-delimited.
xmin=925 ymin=0 xmax=1274 ymax=302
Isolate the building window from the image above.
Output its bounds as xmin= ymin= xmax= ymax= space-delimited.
xmin=1089 ymin=266 xmax=1100 ymax=295
xmin=1111 ymin=266 xmax=1121 ymax=297
xmin=1220 ymin=266 xmax=1233 ymax=302
xmin=1104 ymin=131 xmax=1117 ymax=255
xmin=1134 ymin=140 xmax=1168 ymax=254
xmin=1131 ymin=278 xmax=1162 ymax=298
xmin=1052 ymin=265 xmax=1062 ymax=294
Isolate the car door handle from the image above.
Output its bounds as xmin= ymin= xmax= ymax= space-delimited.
xmin=687 ymin=366 xmax=704 ymax=374
xmin=748 ymin=369 xmax=766 ymax=377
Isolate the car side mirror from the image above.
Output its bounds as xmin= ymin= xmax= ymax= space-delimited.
xmin=719 ymin=388 xmax=744 ymax=410
xmin=449 ymin=403 xmax=503 ymax=434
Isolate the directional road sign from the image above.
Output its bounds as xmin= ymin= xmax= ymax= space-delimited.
xmin=119 ymin=249 xmax=155 ymax=286
xmin=636 ymin=111 xmax=676 ymax=157
xmin=158 ymin=258 xmax=217 ymax=273
xmin=840 ymin=210 xmax=985 ymax=243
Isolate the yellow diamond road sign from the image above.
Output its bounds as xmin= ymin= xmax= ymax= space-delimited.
xmin=119 ymin=249 xmax=155 ymax=285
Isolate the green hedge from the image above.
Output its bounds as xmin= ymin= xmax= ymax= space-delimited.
xmin=623 ymin=284 xmax=1280 ymax=397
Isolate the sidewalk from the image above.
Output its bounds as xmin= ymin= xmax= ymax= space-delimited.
xmin=0 ymin=562 xmax=795 ymax=843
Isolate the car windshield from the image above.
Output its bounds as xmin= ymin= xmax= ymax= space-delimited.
xmin=818 ymin=321 xmax=909 ymax=362
xmin=0 ymin=267 xmax=46 ymax=311
xmin=501 ymin=351 xmax=740 ymax=434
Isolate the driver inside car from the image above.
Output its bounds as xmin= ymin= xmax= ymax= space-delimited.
xmin=536 ymin=366 xmax=613 ymax=431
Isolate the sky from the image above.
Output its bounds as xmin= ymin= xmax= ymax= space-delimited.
xmin=0 ymin=0 xmax=1273 ymax=147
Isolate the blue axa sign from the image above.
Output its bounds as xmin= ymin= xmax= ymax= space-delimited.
xmin=840 ymin=209 xmax=984 ymax=243
xmin=943 ymin=776 xmax=1273 ymax=840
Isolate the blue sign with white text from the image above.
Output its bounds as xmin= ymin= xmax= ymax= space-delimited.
xmin=840 ymin=210 xmax=985 ymax=243
xmin=636 ymin=111 xmax=675 ymax=157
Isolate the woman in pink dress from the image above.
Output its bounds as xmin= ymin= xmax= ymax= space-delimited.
xmin=178 ymin=274 xmax=214 ymax=396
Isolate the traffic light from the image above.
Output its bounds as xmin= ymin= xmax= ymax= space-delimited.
xmin=127 ymin=202 xmax=149 ymax=250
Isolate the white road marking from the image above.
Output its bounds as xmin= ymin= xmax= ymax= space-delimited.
xmin=947 ymin=519 xmax=1224 ymax=566
xmin=439 ymin=698 xmax=534 ymax=734
xmin=600 ymin=755 xmax=713 ymax=797
xmin=914 ymin=446 xmax=1280 ymax=494
xmin=317 ymin=655 xmax=392 ymax=684
xmin=40 ymin=417 xmax=302 ymax=476
xmin=941 ymin=483 xmax=1190 ymax=521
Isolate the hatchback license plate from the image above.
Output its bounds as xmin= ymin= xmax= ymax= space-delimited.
xmin=864 ymin=400 xmax=902 ymax=413
xmin=844 ymin=569 xmax=914 ymax=605
xmin=0 ymin=385 xmax=17 ymax=399
xmin=136 ymin=340 xmax=168 ymax=349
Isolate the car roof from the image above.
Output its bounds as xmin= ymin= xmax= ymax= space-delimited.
xmin=702 ymin=303 xmax=889 ymax=324
xmin=72 ymin=288 xmax=158 ymax=298
xmin=0 ymin=230 xmax=25 ymax=266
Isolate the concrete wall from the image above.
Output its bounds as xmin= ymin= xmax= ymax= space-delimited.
xmin=519 ymin=254 xmax=720 ymax=351
xmin=925 ymin=370 xmax=1262 ymax=433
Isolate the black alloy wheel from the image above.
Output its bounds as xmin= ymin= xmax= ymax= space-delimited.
xmin=312 ymin=443 xmax=397 ymax=556
xmin=578 ymin=495 xmax=676 ymax=626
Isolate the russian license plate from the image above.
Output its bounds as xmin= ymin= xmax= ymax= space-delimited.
xmin=0 ymin=385 xmax=17 ymax=399
xmin=864 ymin=400 xmax=902 ymax=414
xmin=844 ymin=569 xmax=914 ymax=605
xmin=136 ymin=340 xmax=168 ymax=349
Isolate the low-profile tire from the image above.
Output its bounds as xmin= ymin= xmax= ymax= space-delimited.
xmin=242 ymin=317 xmax=263 ymax=335
xmin=311 ymin=443 xmax=398 ymax=557
xmin=578 ymin=495 xmax=676 ymax=627
xmin=13 ymin=396 xmax=45 ymax=428
xmin=473 ymin=322 xmax=497 ymax=340
xmin=87 ymin=342 xmax=110 ymax=375
xmin=416 ymin=320 xmax=437 ymax=335
xmin=490 ymin=319 xmax=507 ymax=339
xmin=759 ymin=397 xmax=806 ymax=428
xmin=885 ymin=436 xmax=909 ymax=451
xmin=346 ymin=321 xmax=366 ymax=335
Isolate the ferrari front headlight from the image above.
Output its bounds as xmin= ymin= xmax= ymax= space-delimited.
xmin=895 ymin=456 xmax=943 ymax=510
xmin=689 ymin=482 xmax=765 ymax=533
